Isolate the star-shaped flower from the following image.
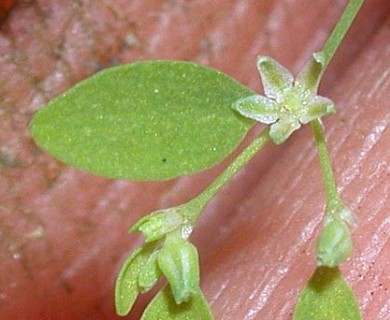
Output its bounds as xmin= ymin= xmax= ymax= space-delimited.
xmin=232 ymin=56 xmax=336 ymax=144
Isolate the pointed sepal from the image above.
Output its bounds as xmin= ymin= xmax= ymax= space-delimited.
xmin=115 ymin=244 xmax=156 ymax=316
xmin=257 ymin=56 xmax=293 ymax=101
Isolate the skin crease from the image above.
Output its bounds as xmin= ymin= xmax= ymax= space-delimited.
xmin=0 ymin=0 xmax=390 ymax=319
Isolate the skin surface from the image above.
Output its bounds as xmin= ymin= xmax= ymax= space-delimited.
xmin=0 ymin=0 xmax=17 ymax=21
xmin=0 ymin=0 xmax=389 ymax=319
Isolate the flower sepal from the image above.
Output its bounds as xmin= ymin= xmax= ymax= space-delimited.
xmin=130 ymin=206 xmax=184 ymax=242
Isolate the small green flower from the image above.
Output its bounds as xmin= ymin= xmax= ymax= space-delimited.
xmin=232 ymin=56 xmax=335 ymax=144
xmin=116 ymin=228 xmax=202 ymax=316
xmin=117 ymin=201 xmax=203 ymax=315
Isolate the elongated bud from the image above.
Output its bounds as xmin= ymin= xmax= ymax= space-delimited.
xmin=158 ymin=238 xmax=200 ymax=304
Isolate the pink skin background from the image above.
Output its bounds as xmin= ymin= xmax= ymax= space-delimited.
xmin=0 ymin=0 xmax=390 ymax=319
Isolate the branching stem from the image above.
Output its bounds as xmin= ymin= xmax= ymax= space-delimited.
xmin=186 ymin=128 xmax=270 ymax=224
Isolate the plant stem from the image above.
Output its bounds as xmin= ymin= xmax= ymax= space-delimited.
xmin=186 ymin=128 xmax=270 ymax=224
xmin=310 ymin=0 xmax=365 ymax=213
xmin=311 ymin=119 xmax=340 ymax=210
xmin=186 ymin=0 xmax=366 ymax=227
xmin=318 ymin=0 xmax=364 ymax=69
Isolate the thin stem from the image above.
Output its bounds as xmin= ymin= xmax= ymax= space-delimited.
xmin=186 ymin=128 xmax=270 ymax=224
xmin=319 ymin=0 xmax=364 ymax=69
xmin=311 ymin=119 xmax=339 ymax=208
xmin=308 ymin=0 xmax=365 ymax=219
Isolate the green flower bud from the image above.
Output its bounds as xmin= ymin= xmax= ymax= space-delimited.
xmin=158 ymin=238 xmax=200 ymax=304
xmin=316 ymin=219 xmax=353 ymax=267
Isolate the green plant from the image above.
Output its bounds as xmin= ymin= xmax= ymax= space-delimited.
xmin=29 ymin=0 xmax=365 ymax=319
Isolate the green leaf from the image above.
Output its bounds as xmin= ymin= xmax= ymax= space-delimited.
xmin=293 ymin=267 xmax=361 ymax=320
xmin=141 ymin=286 xmax=213 ymax=320
xmin=115 ymin=244 xmax=155 ymax=316
xmin=158 ymin=238 xmax=200 ymax=304
xmin=30 ymin=60 xmax=253 ymax=180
